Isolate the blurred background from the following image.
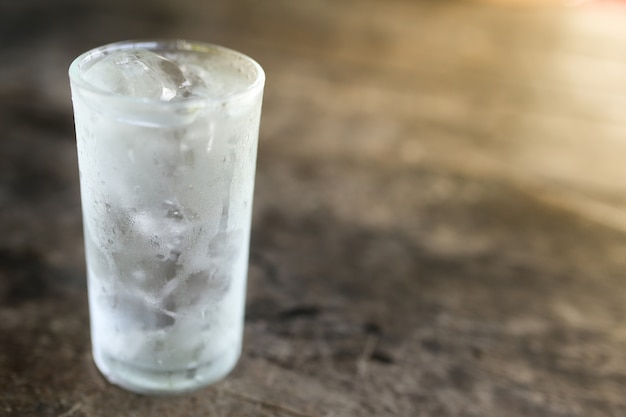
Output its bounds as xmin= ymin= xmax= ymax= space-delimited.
xmin=4 ymin=0 xmax=626 ymax=258
xmin=3 ymin=0 xmax=626 ymax=416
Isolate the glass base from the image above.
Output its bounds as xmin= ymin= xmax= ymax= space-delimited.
xmin=92 ymin=344 xmax=240 ymax=395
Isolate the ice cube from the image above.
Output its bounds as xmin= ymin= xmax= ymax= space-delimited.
xmin=178 ymin=63 xmax=219 ymax=98
xmin=83 ymin=50 xmax=191 ymax=101
xmin=94 ymin=291 xmax=175 ymax=334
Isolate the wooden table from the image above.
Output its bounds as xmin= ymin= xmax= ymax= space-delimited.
xmin=3 ymin=0 xmax=626 ymax=415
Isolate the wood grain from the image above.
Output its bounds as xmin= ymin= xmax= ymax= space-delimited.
xmin=2 ymin=0 xmax=626 ymax=416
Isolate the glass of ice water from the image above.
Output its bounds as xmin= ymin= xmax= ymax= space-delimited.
xmin=69 ymin=40 xmax=264 ymax=394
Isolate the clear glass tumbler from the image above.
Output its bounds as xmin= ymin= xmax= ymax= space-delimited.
xmin=69 ymin=40 xmax=264 ymax=394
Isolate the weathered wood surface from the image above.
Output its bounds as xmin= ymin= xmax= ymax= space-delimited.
xmin=3 ymin=0 xmax=626 ymax=416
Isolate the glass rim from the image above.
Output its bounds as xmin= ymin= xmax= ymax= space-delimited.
xmin=68 ymin=39 xmax=265 ymax=107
